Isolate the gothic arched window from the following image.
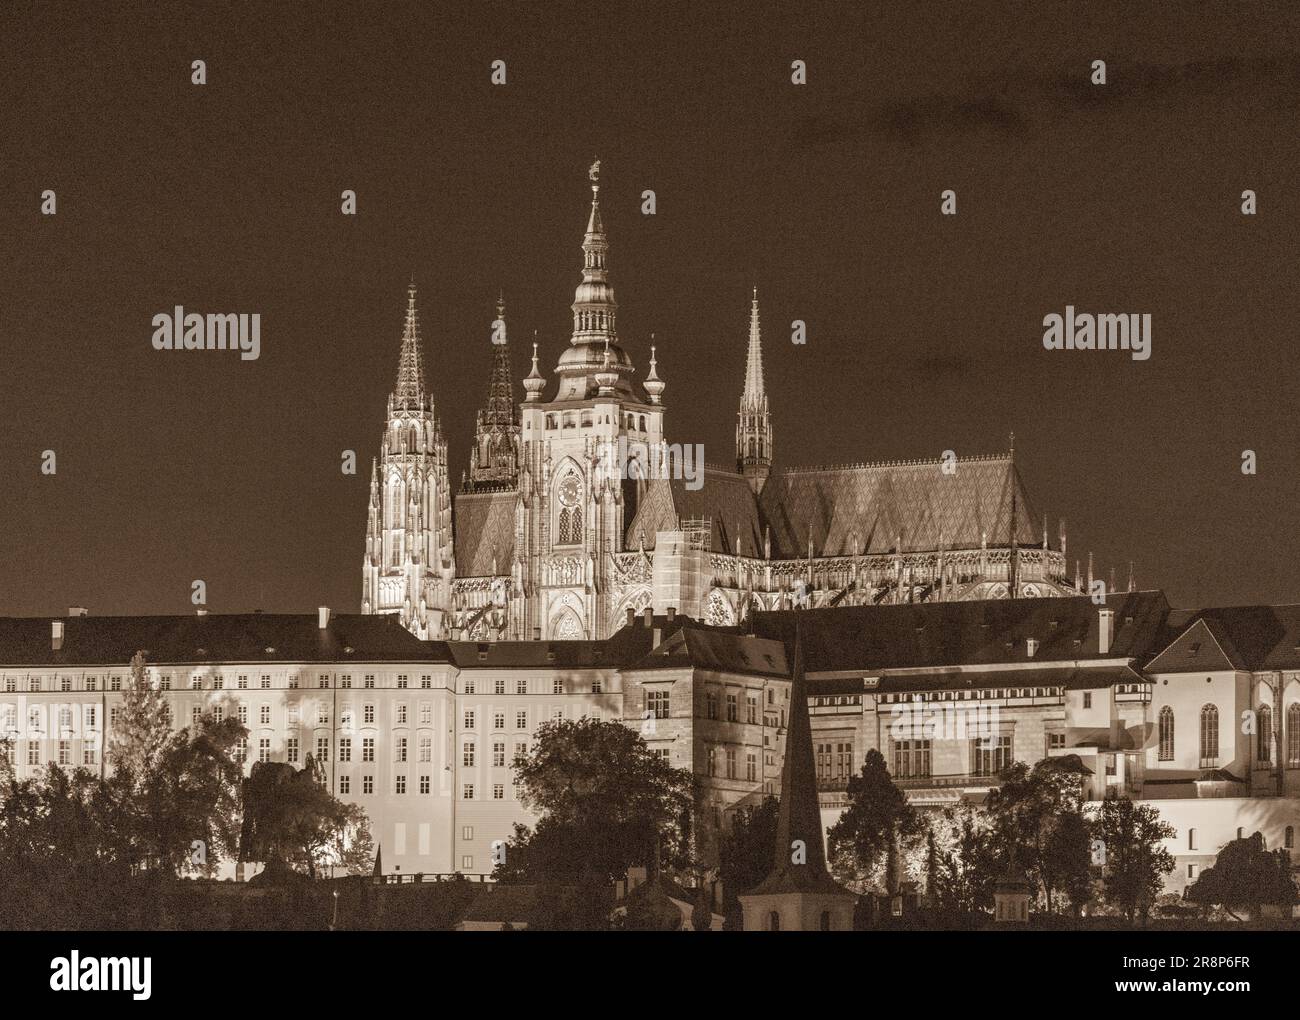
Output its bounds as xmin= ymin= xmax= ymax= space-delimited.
xmin=1199 ymin=704 xmax=1219 ymax=763
xmin=555 ymin=473 xmax=582 ymax=545
xmin=1288 ymin=704 xmax=1300 ymax=767
xmin=1258 ymin=704 xmax=1273 ymax=763
xmin=1158 ymin=706 xmax=1174 ymax=761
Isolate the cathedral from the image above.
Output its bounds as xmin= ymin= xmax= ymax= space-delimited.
xmin=361 ymin=161 xmax=1087 ymax=642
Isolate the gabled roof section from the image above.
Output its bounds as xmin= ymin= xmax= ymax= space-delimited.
xmin=454 ymin=488 xmax=517 ymax=576
xmin=1146 ymin=604 xmax=1300 ymax=673
xmin=624 ymin=469 xmax=765 ymax=555
xmin=757 ymin=454 xmax=1040 ymax=557
xmin=0 ymin=614 xmax=450 ymax=667
xmin=748 ymin=591 xmax=1172 ymax=674
xmin=625 ymin=626 xmax=788 ymax=677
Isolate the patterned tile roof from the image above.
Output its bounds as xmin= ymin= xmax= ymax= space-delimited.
xmin=624 ymin=469 xmax=766 ymax=555
xmin=454 ymin=488 xmax=518 ymax=577
xmin=758 ymin=454 xmax=1041 ymax=557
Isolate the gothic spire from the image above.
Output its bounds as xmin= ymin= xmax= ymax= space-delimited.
xmin=394 ymin=280 xmax=426 ymax=410
xmin=480 ymin=293 xmax=518 ymax=430
xmin=736 ymin=287 xmax=773 ymax=494
xmin=742 ymin=286 xmax=766 ymax=407
xmin=467 ymin=292 xmax=521 ymax=489
xmin=746 ymin=625 xmax=844 ymax=896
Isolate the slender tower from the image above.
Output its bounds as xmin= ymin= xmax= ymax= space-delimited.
xmin=736 ymin=288 xmax=773 ymax=494
xmin=361 ymin=282 xmax=455 ymax=638
xmin=465 ymin=292 xmax=521 ymax=490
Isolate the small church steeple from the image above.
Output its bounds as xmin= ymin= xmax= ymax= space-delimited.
xmin=739 ymin=625 xmax=857 ymax=930
xmin=736 ymin=287 xmax=773 ymax=494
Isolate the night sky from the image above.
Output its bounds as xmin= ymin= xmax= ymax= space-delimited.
xmin=2 ymin=1 xmax=1298 ymax=618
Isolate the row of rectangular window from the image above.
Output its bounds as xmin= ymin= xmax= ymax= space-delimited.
xmin=462 ymin=677 xmax=603 ymax=695
xmin=2 ymin=674 xmax=432 ymax=692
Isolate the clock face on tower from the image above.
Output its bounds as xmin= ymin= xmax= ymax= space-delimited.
xmin=558 ymin=475 xmax=582 ymax=507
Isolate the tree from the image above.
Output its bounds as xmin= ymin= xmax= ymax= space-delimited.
xmin=104 ymin=706 xmax=247 ymax=877
xmin=827 ymin=749 xmax=922 ymax=894
xmin=1186 ymin=832 xmax=1297 ymax=920
xmin=717 ymin=796 xmax=779 ymax=928
xmin=0 ymin=765 xmax=137 ymax=928
xmin=1096 ymin=794 xmax=1175 ymax=924
xmin=927 ymin=801 xmax=998 ymax=917
xmin=1048 ymin=809 xmax=1096 ymax=917
xmin=107 ymin=651 xmax=172 ymax=778
xmin=986 ymin=757 xmax=1090 ymax=913
xmin=499 ymin=718 xmax=695 ymax=885
xmin=240 ymin=756 xmax=373 ymax=878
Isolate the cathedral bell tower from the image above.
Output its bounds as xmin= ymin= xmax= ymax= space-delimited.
xmin=515 ymin=159 xmax=666 ymax=640
xmin=736 ymin=288 xmax=773 ymax=494
xmin=361 ymin=282 xmax=455 ymax=638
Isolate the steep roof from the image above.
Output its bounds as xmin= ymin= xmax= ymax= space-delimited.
xmin=758 ymin=454 xmax=1040 ymax=558
xmin=1145 ymin=604 xmax=1300 ymax=673
xmin=0 ymin=613 xmax=450 ymax=666
xmin=625 ymin=469 xmax=765 ymax=555
xmin=454 ymin=488 xmax=517 ymax=577
xmin=745 ymin=628 xmax=849 ymax=897
xmin=624 ymin=626 xmax=789 ymax=677
xmin=747 ymin=591 xmax=1172 ymax=674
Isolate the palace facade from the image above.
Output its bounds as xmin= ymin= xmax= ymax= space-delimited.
xmin=360 ymin=161 xmax=1087 ymax=644
xmin=4 ymin=593 xmax=1299 ymax=895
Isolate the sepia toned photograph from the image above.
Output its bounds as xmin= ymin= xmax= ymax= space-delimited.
xmin=2 ymin=0 xmax=1296 ymax=1000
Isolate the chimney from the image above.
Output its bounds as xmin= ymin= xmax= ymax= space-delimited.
xmin=1098 ymin=608 xmax=1114 ymax=655
xmin=67 ymin=607 xmax=87 ymax=617
xmin=626 ymin=607 xmax=635 ymax=629
xmin=666 ymin=606 xmax=676 ymax=623
xmin=51 ymin=620 xmax=64 ymax=651
xmin=643 ymin=607 xmax=653 ymax=628
xmin=318 ymin=606 xmax=331 ymax=629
